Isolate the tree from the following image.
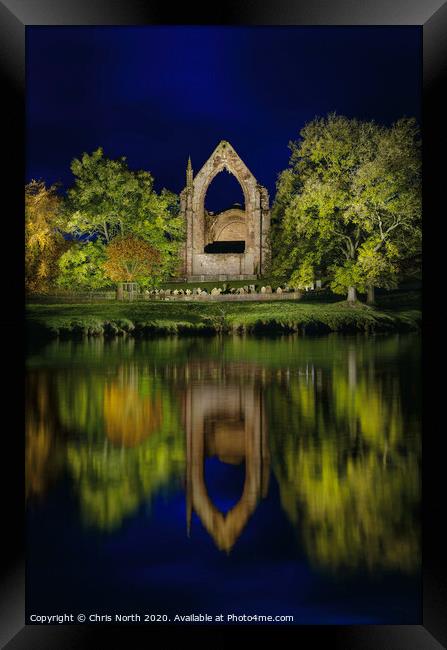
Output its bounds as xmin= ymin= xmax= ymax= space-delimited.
xmin=350 ymin=118 xmax=421 ymax=303
xmin=25 ymin=180 xmax=68 ymax=293
xmin=56 ymin=240 xmax=110 ymax=292
xmin=65 ymin=148 xmax=184 ymax=278
xmin=272 ymin=114 xmax=421 ymax=303
xmin=270 ymin=168 xmax=303 ymax=281
xmin=103 ymin=235 xmax=161 ymax=288
xmin=355 ymin=241 xmax=399 ymax=304
xmin=289 ymin=257 xmax=315 ymax=290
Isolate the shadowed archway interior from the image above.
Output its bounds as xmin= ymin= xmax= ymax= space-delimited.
xmin=204 ymin=170 xmax=246 ymax=254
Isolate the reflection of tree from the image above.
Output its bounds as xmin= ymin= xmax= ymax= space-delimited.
xmin=26 ymin=372 xmax=64 ymax=499
xmin=104 ymin=368 xmax=163 ymax=447
xmin=56 ymin=371 xmax=106 ymax=438
xmin=55 ymin=362 xmax=178 ymax=444
xmin=66 ymin=429 xmax=184 ymax=531
xmin=269 ymin=348 xmax=420 ymax=574
xmin=331 ymin=351 xmax=406 ymax=452
xmin=279 ymin=443 xmax=419 ymax=572
xmin=62 ymin=367 xmax=184 ymax=531
xmin=26 ymin=355 xmax=185 ymax=530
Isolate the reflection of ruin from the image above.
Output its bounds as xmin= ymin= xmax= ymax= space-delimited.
xmin=185 ymin=381 xmax=270 ymax=552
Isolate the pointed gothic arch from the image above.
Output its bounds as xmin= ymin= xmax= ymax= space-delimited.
xmin=184 ymin=381 xmax=270 ymax=552
xmin=179 ymin=141 xmax=271 ymax=280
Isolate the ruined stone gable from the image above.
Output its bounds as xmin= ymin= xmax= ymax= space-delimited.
xmin=179 ymin=140 xmax=270 ymax=281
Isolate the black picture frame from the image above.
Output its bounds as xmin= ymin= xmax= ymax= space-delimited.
xmin=1 ymin=1 xmax=445 ymax=647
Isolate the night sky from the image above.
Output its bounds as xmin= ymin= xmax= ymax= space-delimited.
xmin=26 ymin=26 xmax=421 ymax=212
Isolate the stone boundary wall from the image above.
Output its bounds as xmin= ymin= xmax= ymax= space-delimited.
xmin=27 ymin=291 xmax=117 ymax=304
xmin=145 ymin=291 xmax=303 ymax=302
xmin=28 ymin=290 xmax=304 ymax=304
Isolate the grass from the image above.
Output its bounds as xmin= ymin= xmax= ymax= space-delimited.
xmin=26 ymin=290 xmax=421 ymax=340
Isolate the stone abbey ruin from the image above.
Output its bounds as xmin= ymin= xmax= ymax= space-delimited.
xmin=179 ymin=140 xmax=271 ymax=281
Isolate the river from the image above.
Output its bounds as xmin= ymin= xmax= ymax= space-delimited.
xmin=26 ymin=333 xmax=421 ymax=624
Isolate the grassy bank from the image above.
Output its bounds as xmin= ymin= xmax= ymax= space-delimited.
xmin=27 ymin=292 xmax=421 ymax=339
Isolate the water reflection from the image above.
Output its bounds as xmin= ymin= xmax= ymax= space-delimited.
xmin=185 ymin=380 xmax=270 ymax=552
xmin=104 ymin=366 xmax=164 ymax=447
xmin=26 ymin=371 xmax=64 ymax=499
xmin=26 ymin=335 xmax=420 ymax=573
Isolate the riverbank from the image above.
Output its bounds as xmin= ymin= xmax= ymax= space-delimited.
xmin=27 ymin=293 xmax=421 ymax=339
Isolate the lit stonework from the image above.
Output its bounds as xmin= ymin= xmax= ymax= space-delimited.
xmin=179 ymin=140 xmax=271 ymax=281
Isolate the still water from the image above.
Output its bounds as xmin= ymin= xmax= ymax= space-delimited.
xmin=26 ymin=334 xmax=421 ymax=624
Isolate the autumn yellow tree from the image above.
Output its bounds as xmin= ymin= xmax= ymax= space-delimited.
xmin=103 ymin=235 xmax=161 ymax=288
xmin=25 ymin=180 xmax=68 ymax=293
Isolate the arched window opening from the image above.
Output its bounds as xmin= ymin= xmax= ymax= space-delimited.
xmin=204 ymin=171 xmax=246 ymax=254
xmin=203 ymin=413 xmax=246 ymax=515
xmin=205 ymin=170 xmax=245 ymax=214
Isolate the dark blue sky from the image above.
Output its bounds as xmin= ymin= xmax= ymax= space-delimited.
xmin=26 ymin=26 xmax=421 ymax=211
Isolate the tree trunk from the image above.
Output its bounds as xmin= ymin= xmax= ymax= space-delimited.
xmin=116 ymin=282 xmax=124 ymax=301
xmin=367 ymin=285 xmax=375 ymax=306
xmin=347 ymin=286 xmax=357 ymax=303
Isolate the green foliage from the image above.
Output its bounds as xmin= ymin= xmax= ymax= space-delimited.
xmin=289 ymin=258 xmax=315 ymax=289
xmin=128 ymin=187 xmax=184 ymax=278
xmin=271 ymin=114 xmax=421 ymax=298
xmin=270 ymin=168 xmax=303 ymax=280
xmin=25 ymin=180 xmax=69 ymax=294
xmin=356 ymin=239 xmax=399 ymax=290
xmin=56 ymin=240 xmax=110 ymax=291
xmin=65 ymin=147 xmax=184 ymax=279
xmin=330 ymin=260 xmax=366 ymax=295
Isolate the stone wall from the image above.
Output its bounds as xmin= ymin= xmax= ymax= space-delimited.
xmin=143 ymin=291 xmax=303 ymax=302
xmin=180 ymin=141 xmax=270 ymax=280
xmin=205 ymin=207 xmax=246 ymax=245
xmin=192 ymin=252 xmax=254 ymax=277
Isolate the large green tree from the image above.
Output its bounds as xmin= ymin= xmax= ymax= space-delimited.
xmin=272 ymin=114 xmax=421 ymax=303
xmin=65 ymin=147 xmax=184 ymax=278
